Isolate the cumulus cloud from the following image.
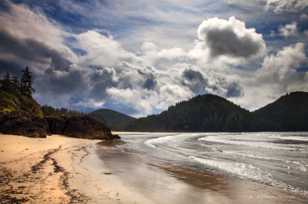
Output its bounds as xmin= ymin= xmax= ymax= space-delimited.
xmin=259 ymin=42 xmax=306 ymax=82
xmin=182 ymin=69 xmax=208 ymax=94
xmin=197 ymin=17 xmax=266 ymax=59
xmin=265 ymin=0 xmax=308 ymax=13
xmin=226 ymin=0 xmax=308 ymax=13
xmin=278 ymin=22 xmax=298 ymax=37
xmin=0 ymin=1 xmax=74 ymax=61
xmin=2 ymin=0 xmax=306 ymax=117
xmin=235 ymin=42 xmax=308 ymax=110
xmin=0 ymin=30 xmax=71 ymax=70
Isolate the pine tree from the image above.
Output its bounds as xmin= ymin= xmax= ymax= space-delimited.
xmin=1 ymin=72 xmax=12 ymax=91
xmin=20 ymin=67 xmax=35 ymax=96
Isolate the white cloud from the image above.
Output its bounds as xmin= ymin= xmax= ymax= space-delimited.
xmin=197 ymin=17 xmax=266 ymax=59
xmin=265 ymin=0 xmax=308 ymax=13
xmin=226 ymin=0 xmax=308 ymax=13
xmin=2 ymin=1 xmax=307 ymax=117
xmin=259 ymin=42 xmax=306 ymax=81
xmin=278 ymin=22 xmax=298 ymax=37
xmin=0 ymin=2 xmax=75 ymax=63
xmin=76 ymin=31 xmax=139 ymax=67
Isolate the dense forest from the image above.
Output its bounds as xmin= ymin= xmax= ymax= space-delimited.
xmin=126 ymin=92 xmax=308 ymax=132
xmin=89 ymin=109 xmax=136 ymax=131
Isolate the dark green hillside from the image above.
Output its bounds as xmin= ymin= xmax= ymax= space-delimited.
xmin=254 ymin=92 xmax=308 ymax=131
xmin=127 ymin=94 xmax=252 ymax=132
xmin=0 ymin=68 xmax=119 ymax=139
xmin=89 ymin=109 xmax=135 ymax=130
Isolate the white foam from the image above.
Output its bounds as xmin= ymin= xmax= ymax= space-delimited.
xmin=144 ymin=133 xmax=201 ymax=149
xmin=222 ymin=150 xmax=282 ymax=161
xmin=189 ymin=156 xmax=275 ymax=183
xmin=199 ymin=136 xmax=295 ymax=150
xmin=270 ymin=135 xmax=308 ymax=142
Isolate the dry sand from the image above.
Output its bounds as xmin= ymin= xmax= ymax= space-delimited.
xmin=0 ymin=134 xmax=148 ymax=204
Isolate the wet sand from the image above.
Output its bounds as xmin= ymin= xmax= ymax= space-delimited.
xmin=1 ymin=134 xmax=307 ymax=204
xmin=97 ymin=143 xmax=308 ymax=204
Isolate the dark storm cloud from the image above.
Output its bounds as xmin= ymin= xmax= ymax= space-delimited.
xmin=89 ymin=66 xmax=117 ymax=99
xmin=35 ymin=68 xmax=86 ymax=95
xmin=226 ymin=82 xmax=244 ymax=97
xmin=0 ymin=31 xmax=71 ymax=69
xmin=0 ymin=60 xmax=24 ymax=76
xmin=182 ymin=69 xmax=208 ymax=94
xmin=137 ymin=70 xmax=157 ymax=90
xmin=143 ymin=77 xmax=157 ymax=90
xmin=206 ymin=29 xmax=263 ymax=58
xmin=198 ymin=17 xmax=265 ymax=59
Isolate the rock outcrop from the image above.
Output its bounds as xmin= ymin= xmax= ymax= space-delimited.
xmin=46 ymin=116 xmax=119 ymax=140
xmin=0 ymin=112 xmax=48 ymax=138
xmin=0 ymin=88 xmax=119 ymax=140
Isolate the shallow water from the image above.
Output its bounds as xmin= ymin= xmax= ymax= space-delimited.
xmin=96 ymin=132 xmax=308 ymax=203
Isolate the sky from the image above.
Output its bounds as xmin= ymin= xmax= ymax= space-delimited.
xmin=0 ymin=0 xmax=307 ymax=117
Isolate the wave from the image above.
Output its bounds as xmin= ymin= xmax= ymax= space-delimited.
xmin=188 ymin=156 xmax=308 ymax=197
xmin=270 ymin=135 xmax=308 ymax=142
xmin=198 ymin=136 xmax=297 ymax=150
xmin=144 ymin=133 xmax=202 ymax=149
xmin=189 ymin=156 xmax=274 ymax=184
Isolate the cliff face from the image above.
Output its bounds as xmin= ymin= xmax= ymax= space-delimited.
xmin=0 ymin=88 xmax=119 ymax=140
xmin=46 ymin=116 xmax=119 ymax=140
xmin=0 ymin=88 xmax=47 ymax=137
xmin=0 ymin=112 xmax=48 ymax=137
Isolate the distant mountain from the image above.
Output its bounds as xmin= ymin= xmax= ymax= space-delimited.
xmin=126 ymin=92 xmax=308 ymax=132
xmin=253 ymin=92 xmax=308 ymax=131
xmin=126 ymin=94 xmax=252 ymax=132
xmin=89 ymin=109 xmax=136 ymax=130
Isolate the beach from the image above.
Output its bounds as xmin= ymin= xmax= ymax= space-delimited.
xmin=0 ymin=134 xmax=138 ymax=204
xmin=0 ymin=133 xmax=307 ymax=204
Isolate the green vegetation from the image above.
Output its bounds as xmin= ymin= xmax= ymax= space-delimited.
xmin=42 ymin=106 xmax=83 ymax=117
xmin=126 ymin=94 xmax=252 ymax=132
xmin=0 ymin=68 xmax=42 ymax=118
xmin=0 ymin=68 xmax=117 ymax=139
xmin=127 ymin=92 xmax=308 ymax=132
xmin=89 ymin=108 xmax=135 ymax=130
xmin=253 ymin=92 xmax=308 ymax=131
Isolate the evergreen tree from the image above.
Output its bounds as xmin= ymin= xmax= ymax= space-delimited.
xmin=1 ymin=72 xmax=12 ymax=91
xmin=20 ymin=67 xmax=35 ymax=96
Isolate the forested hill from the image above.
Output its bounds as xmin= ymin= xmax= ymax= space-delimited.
xmin=126 ymin=92 xmax=308 ymax=132
xmin=126 ymin=94 xmax=252 ymax=132
xmin=253 ymin=92 xmax=308 ymax=131
xmin=89 ymin=109 xmax=136 ymax=131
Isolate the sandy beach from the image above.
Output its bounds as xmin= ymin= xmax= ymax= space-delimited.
xmin=1 ymin=133 xmax=307 ymax=204
xmin=0 ymin=134 xmax=143 ymax=204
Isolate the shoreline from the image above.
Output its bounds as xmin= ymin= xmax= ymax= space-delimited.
xmin=0 ymin=134 xmax=159 ymax=204
xmin=1 ymin=134 xmax=307 ymax=204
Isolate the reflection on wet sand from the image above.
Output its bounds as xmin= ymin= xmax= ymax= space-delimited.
xmin=96 ymin=143 xmax=307 ymax=204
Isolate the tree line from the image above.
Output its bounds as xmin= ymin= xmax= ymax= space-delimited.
xmin=0 ymin=67 xmax=34 ymax=96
